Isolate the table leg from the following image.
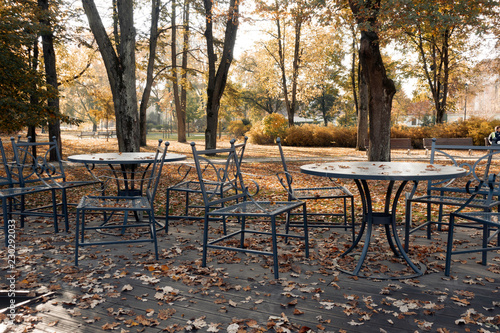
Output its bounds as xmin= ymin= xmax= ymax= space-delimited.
xmin=339 ymin=179 xmax=424 ymax=278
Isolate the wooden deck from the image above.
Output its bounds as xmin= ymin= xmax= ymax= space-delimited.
xmin=1 ymin=210 xmax=499 ymax=332
xmin=1 ymin=159 xmax=500 ymax=332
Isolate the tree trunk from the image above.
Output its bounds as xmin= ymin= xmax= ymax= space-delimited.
xmin=82 ymin=0 xmax=139 ymax=152
xmin=203 ymin=0 xmax=239 ymax=150
xmin=350 ymin=0 xmax=395 ymax=162
xmin=171 ymin=0 xmax=187 ymax=143
xmin=139 ymin=0 xmax=160 ymax=147
xmin=276 ymin=17 xmax=292 ymax=127
xmin=38 ymin=0 xmax=61 ymax=160
xmin=29 ymin=38 xmax=39 ymax=143
xmin=289 ymin=18 xmax=302 ymax=127
xmin=357 ymin=64 xmax=368 ymax=151
xmin=178 ymin=0 xmax=190 ymax=143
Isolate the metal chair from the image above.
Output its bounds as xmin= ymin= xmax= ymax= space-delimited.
xmin=404 ymin=140 xmax=500 ymax=251
xmin=192 ymin=140 xmax=308 ymax=279
xmin=8 ymin=136 xmax=101 ymax=234
xmin=74 ymin=140 xmax=169 ymax=265
xmin=165 ymin=137 xmax=248 ymax=233
xmin=276 ymin=138 xmax=355 ymax=240
xmin=445 ymin=174 xmax=500 ymax=276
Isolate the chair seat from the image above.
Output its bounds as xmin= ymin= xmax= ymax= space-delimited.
xmin=56 ymin=180 xmax=101 ymax=189
xmin=408 ymin=194 xmax=500 ymax=209
xmin=169 ymin=180 xmax=232 ymax=194
xmin=209 ymin=200 xmax=305 ymax=217
xmin=0 ymin=185 xmax=50 ymax=197
xmin=293 ymin=186 xmax=353 ymax=200
xmin=453 ymin=211 xmax=500 ymax=225
xmin=78 ymin=195 xmax=151 ymax=211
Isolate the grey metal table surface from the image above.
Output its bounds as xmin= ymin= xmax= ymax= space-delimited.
xmin=67 ymin=152 xmax=186 ymax=165
xmin=301 ymin=161 xmax=468 ymax=279
xmin=68 ymin=152 xmax=186 ymax=196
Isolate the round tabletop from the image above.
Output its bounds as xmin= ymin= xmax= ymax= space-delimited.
xmin=68 ymin=152 xmax=186 ymax=165
xmin=300 ymin=161 xmax=468 ymax=181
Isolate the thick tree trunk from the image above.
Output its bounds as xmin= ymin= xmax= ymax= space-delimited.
xmin=82 ymin=0 xmax=139 ymax=152
xmin=203 ymin=0 xmax=239 ymax=150
xmin=38 ymin=0 xmax=61 ymax=160
xmin=360 ymin=30 xmax=395 ymax=161
xmin=139 ymin=0 xmax=160 ymax=147
xmin=350 ymin=0 xmax=395 ymax=162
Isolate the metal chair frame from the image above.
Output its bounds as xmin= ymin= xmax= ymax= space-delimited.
xmin=444 ymin=174 xmax=500 ymax=276
xmin=74 ymin=140 xmax=169 ymax=265
xmin=1 ymin=137 xmax=101 ymax=246
xmin=165 ymin=137 xmax=248 ymax=233
xmin=276 ymin=138 xmax=355 ymax=240
xmin=192 ymin=140 xmax=309 ymax=279
xmin=405 ymin=139 xmax=500 ymax=250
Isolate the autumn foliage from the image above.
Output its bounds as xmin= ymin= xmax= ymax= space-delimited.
xmin=247 ymin=115 xmax=500 ymax=148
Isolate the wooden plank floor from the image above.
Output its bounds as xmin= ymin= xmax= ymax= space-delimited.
xmin=1 ymin=210 xmax=499 ymax=333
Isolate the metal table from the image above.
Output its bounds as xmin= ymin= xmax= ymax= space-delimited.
xmin=68 ymin=152 xmax=186 ymax=196
xmin=68 ymin=152 xmax=186 ymax=232
xmin=301 ymin=161 xmax=467 ymax=279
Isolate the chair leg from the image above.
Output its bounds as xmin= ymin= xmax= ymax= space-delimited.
xmin=426 ymin=202 xmax=432 ymax=239
xmin=165 ymin=189 xmax=171 ymax=233
xmin=239 ymin=216 xmax=246 ymax=248
xmin=149 ymin=212 xmax=159 ymax=260
xmin=202 ymin=213 xmax=209 ymax=267
xmin=444 ymin=214 xmax=456 ymax=276
xmin=437 ymin=203 xmax=444 ymax=232
xmin=61 ymin=189 xmax=69 ymax=232
xmin=271 ymin=215 xmax=279 ymax=279
xmin=284 ymin=211 xmax=291 ymax=243
xmin=343 ymin=198 xmax=348 ymax=231
xmin=51 ymin=189 xmax=59 ymax=233
xmin=3 ymin=198 xmax=9 ymax=247
xmin=302 ymin=204 xmax=309 ymax=258
xmin=482 ymin=223 xmax=489 ymax=265
xmin=75 ymin=208 xmax=81 ymax=266
xmin=349 ymin=196 xmax=355 ymax=241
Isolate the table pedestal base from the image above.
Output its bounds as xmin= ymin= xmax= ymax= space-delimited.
xmin=337 ymin=179 xmax=425 ymax=279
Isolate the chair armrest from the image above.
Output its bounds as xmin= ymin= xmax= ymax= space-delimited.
xmin=455 ymin=174 xmax=498 ymax=213
xmin=175 ymin=162 xmax=196 ymax=183
xmin=276 ymin=171 xmax=293 ymax=196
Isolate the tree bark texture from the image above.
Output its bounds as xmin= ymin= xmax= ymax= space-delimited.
xmin=38 ymin=0 xmax=61 ymax=160
xmin=82 ymin=0 xmax=139 ymax=152
xmin=140 ymin=0 xmax=160 ymax=147
xmin=204 ymin=0 xmax=239 ymax=150
xmin=350 ymin=0 xmax=395 ymax=162
xmin=357 ymin=64 xmax=368 ymax=152
xmin=179 ymin=0 xmax=190 ymax=143
xmin=171 ymin=0 xmax=187 ymax=143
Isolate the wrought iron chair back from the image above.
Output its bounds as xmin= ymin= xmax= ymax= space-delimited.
xmin=276 ymin=137 xmax=355 ymax=239
xmin=427 ymin=138 xmax=500 ymax=195
xmin=164 ymin=137 xmax=248 ymax=232
xmin=74 ymin=140 xmax=169 ymax=265
xmin=191 ymin=140 xmax=247 ymax=208
xmin=0 ymin=138 xmax=13 ymax=188
xmin=7 ymin=136 xmax=100 ymax=234
xmin=10 ymin=136 xmax=67 ymax=188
